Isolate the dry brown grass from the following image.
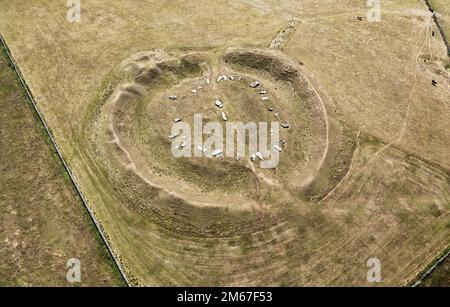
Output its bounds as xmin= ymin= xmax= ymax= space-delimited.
xmin=0 ymin=47 xmax=124 ymax=286
xmin=0 ymin=0 xmax=449 ymax=286
xmin=420 ymin=0 xmax=450 ymax=286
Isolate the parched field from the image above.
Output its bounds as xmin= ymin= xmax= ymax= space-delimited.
xmin=0 ymin=0 xmax=449 ymax=286
xmin=0 ymin=44 xmax=124 ymax=286
xmin=422 ymin=256 xmax=450 ymax=286
xmin=430 ymin=0 xmax=450 ymax=45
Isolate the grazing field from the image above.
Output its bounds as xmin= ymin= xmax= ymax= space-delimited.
xmin=422 ymin=255 xmax=450 ymax=286
xmin=0 ymin=0 xmax=449 ymax=286
xmin=429 ymin=0 xmax=450 ymax=45
xmin=0 ymin=45 xmax=124 ymax=286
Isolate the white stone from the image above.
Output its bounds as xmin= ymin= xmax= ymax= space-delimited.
xmin=212 ymin=149 xmax=223 ymax=157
